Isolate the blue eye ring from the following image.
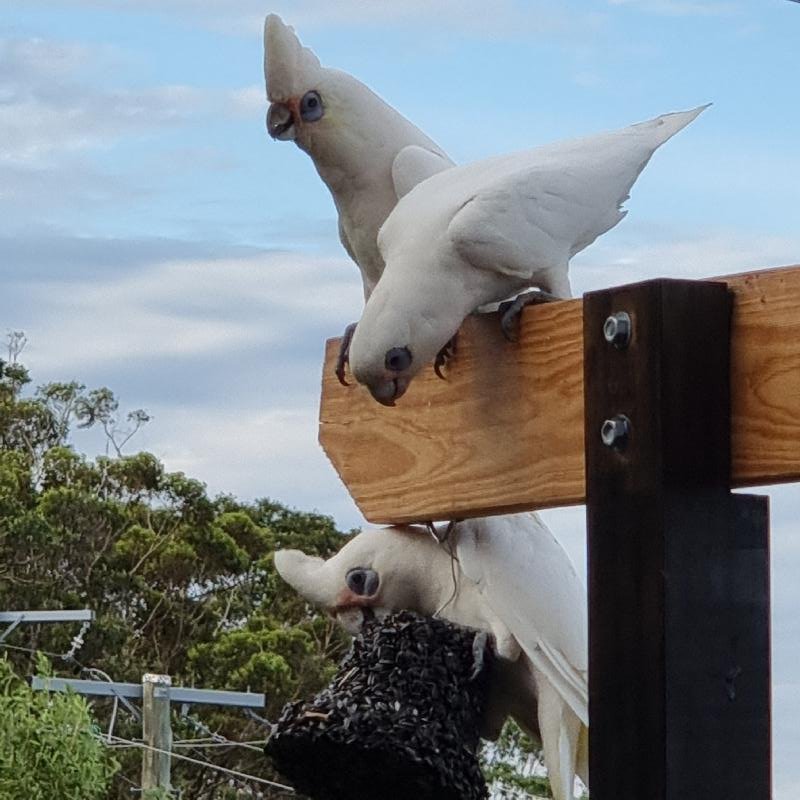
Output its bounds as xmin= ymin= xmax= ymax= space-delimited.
xmin=300 ymin=90 xmax=324 ymax=122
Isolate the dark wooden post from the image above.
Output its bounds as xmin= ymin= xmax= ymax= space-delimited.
xmin=583 ymin=279 xmax=770 ymax=800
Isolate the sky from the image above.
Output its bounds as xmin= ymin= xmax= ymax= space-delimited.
xmin=1 ymin=0 xmax=798 ymax=794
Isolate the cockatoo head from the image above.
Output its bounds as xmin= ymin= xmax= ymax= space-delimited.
xmin=274 ymin=526 xmax=454 ymax=634
xmin=264 ymin=14 xmax=382 ymax=160
xmin=347 ymin=252 xmax=474 ymax=405
xmin=264 ymin=15 xmax=324 ymax=146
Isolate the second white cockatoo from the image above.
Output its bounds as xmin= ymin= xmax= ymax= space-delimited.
xmin=348 ymin=105 xmax=709 ymax=405
xmin=263 ymin=14 xmax=454 ymax=381
xmin=274 ymin=512 xmax=588 ymax=800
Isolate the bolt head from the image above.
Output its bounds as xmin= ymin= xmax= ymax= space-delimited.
xmin=603 ymin=312 xmax=632 ymax=348
xmin=601 ymin=415 xmax=630 ymax=448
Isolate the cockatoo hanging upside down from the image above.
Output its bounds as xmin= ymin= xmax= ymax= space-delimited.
xmin=274 ymin=512 xmax=588 ymax=800
xmin=263 ymin=14 xmax=454 ymax=383
xmin=348 ymin=105 xmax=709 ymax=405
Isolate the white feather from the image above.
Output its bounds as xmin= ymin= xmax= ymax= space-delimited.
xmin=456 ymin=513 xmax=588 ymax=726
xmin=446 ymin=106 xmax=709 ymax=287
xmin=350 ymin=106 xmax=708 ymax=399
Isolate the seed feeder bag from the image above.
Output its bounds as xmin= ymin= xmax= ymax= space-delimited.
xmin=266 ymin=610 xmax=491 ymax=800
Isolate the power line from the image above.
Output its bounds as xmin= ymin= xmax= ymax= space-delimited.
xmin=100 ymin=734 xmax=294 ymax=794
xmin=176 ymin=706 xmax=267 ymax=753
xmin=171 ymin=740 xmax=268 ymax=750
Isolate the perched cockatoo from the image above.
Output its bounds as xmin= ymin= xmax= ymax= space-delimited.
xmin=347 ymin=105 xmax=709 ymax=405
xmin=263 ymin=14 xmax=454 ymax=381
xmin=274 ymin=512 xmax=588 ymax=800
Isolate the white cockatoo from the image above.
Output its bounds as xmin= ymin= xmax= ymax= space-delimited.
xmin=274 ymin=512 xmax=588 ymax=800
xmin=263 ymin=14 xmax=454 ymax=381
xmin=347 ymin=105 xmax=708 ymax=405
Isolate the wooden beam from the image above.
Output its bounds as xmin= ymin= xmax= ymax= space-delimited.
xmin=318 ymin=265 xmax=800 ymax=523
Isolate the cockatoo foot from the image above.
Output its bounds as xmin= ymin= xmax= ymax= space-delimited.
xmin=335 ymin=322 xmax=358 ymax=386
xmin=499 ymin=290 xmax=560 ymax=342
xmin=433 ymin=335 xmax=457 ymax=379
xmin=470 ymin=630 xmax=491 ymax=680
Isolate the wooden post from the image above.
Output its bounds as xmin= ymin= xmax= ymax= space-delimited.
xmin=141 ymin=673 xmax=172 ymax=793
xmin=583 ymin=279 xmax=771 ymax=799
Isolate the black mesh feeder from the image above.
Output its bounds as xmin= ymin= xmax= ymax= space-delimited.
xmin=265 ymin=610 xmax=491 ymax=800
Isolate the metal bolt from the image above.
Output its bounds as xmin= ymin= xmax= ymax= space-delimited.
xmin=601 ymin=415 xmax=630 ymax=448
xmin=603 ymin=311 xmax=632 ymax=348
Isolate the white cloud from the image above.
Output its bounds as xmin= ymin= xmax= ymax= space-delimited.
xmin=570 ymin=228 xmax=800 ymax=295
xmin=0 ymin=36 xmax=261 ymax=164
xmin=136 ymin=401 xmax=362 ymax=527
xmin=11 ymin=249 xmax=360 ymax=372
xmin=5 ymin=236 xmax=363 ymax=523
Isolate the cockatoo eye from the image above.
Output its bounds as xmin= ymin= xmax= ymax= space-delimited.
xmin=300 ymin=90 xmax=324 ymax=122
xmin=384 ymin=346 xmax=413 ymax=373
xmin=345 ymin=568 xmax=379 ymax=597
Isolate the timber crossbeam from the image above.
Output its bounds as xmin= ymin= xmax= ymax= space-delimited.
xmin=319 ymin=264 xmax=800 ymax=524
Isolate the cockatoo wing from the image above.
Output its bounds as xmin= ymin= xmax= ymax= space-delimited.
xmin=448 ymin=106 xmax=709 ymax=284
xmin=391 ymin=145 xmax=453 ymax=200
xmin=456 ymin=512 xmax=589 ymax=726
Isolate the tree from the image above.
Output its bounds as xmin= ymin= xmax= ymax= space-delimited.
xmin=0 ymin=343 xmax=352 ymax=798
xmin=0 ymin=338 xmax=551 ymax=799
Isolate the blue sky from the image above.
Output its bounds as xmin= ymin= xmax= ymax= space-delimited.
xmin=1 ymin=1 xmax=798 ymax=795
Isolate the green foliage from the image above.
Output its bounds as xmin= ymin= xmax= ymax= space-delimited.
xmin=0 ymin=347 xmax=352 ymax=798
xmin=0 ymin=655 xmax=118 ymax=799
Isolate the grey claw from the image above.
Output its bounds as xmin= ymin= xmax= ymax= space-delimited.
xmin=433 ymin=336 xmax=456 ymax=379
xmin=471 ymin=631 xmax=490 ymax=680
xmin=335 ymin=322 xmax=358 ymax=386
xmin=499 ymin=289 xmax=560 ymax=341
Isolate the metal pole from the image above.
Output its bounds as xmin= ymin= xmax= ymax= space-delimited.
xmin=29 ymin=676 xmax=265 ymax=707
xmin=583 ymin=279 xmax=771 ymax=800
xmin=0 ymin=610 xmax=94 ymax=623
xmin=141 ymin=673 xmax=172 ymax=793
xmin=0 ymin=609 xmax=94 ymax=643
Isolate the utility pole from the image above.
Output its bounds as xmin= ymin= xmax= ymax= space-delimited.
xmin=32 ymin=673 xmax=267 ymax=796
xmin=142 ymin=674 xmax=172 ymax=792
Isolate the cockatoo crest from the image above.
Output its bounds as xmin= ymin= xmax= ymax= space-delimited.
xmin=264 ymin=14 xmax=322 ymax=103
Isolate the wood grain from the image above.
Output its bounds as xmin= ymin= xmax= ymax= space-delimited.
xmin=318 ymin=265 xmax=800 ymax=524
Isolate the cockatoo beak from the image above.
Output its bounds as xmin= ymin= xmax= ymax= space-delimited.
xmin=366 ymin=376 xmax=410 ymax=406
xmin=267 ymin=98 xmax=300 ymax=140
xmin=274 ymin=549 xmax=336 ymax=605
xmin=274 ymin=549 xmax=380 ymax=615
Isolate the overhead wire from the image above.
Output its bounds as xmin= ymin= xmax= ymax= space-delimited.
xmin=171 ymin=739 xmax=268 ymax=750
xmin=99 ymin=734 xmax=295 ymax=794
